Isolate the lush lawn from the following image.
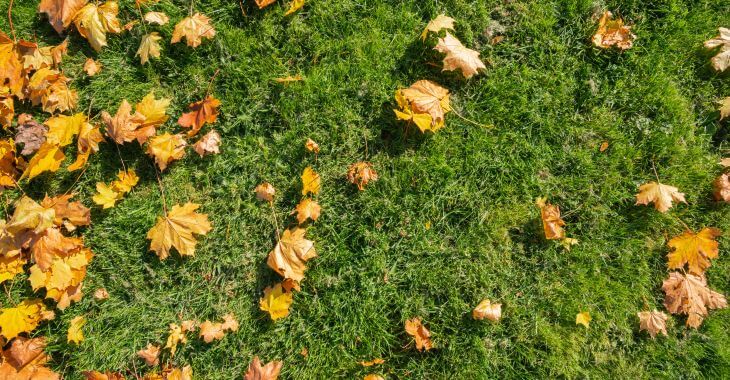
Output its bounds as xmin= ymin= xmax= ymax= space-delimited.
xmin=3 ymin=0 xmax=730 ymax=378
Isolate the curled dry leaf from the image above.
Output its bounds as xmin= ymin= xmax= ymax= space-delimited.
xmin=405 ymin=317 xmax=432 ymax=351
xmin=73 ymin=1 xmax=122 ymax=52
xmin=434 ymin=33 xmax=486 ymax=79
xmin=472 ymin=299 xmax=502 ymax=322
xmin=177 ymin=96 xmax=221 ymax=137
xmin=146 ymin=133 xmax=187 ymax=171
xmin=535 ymin=197 xmax=565 ymax=240
xmin=293 ymin=198 xmax=321 ymax=224
xmin=137 ymin=32 xmax=162 ymax=65
xmin=305 ymin=138 xmax=319 ymax=154
xmin=146 ymin=203 xmax=212 ymax=259
xmin=347 ymin=162 xmax=378 ymax=191
xmin=39 ymin=0 xmax=89 ymax=34
xmin=713 ymin=173 xmax=730 ymax=202
xmin=144 ymin=11 xmax=169 ymax=25
xmin=67 ymin=315 xmax=85 ymax=344
xmin=592 ymin=11 xmax=635 ymax=50
xmin=667 ymin=228 xmax=721 ymax=275
xmin=83 ymin=58 xmax=101 ymax=76
xmin=575 ymin=311 xmax=591 ymax=328
xmin=260 ymin=282 xmax=294 ymax=321
xmin=171 ymin=13 xmax=216 ymax=48
xmin=637 ymin=310 xmax=668 ymax=338
xmin=359 ymin=358 xmax=385 ymax=367
xmin=199 ymin=320 xmax=225 ymax=343
xmin=93 ymin=288 xmax=109 ymax=300
xmin=15 ymin=115 xmax=47 ymax=156
xmin=267 ymin=227 xmax=317 ymax=282
xmin=662 ymin=272 xmax=727 ymax=328
xmin=704 ymin=27 xmax=730 ymax=72
xmin=635 ymin=181 xmax=686 ymax=213
xmin=301 ymin=166 xmax=320 ymax=196
xmin=421 ymin=14 xmax=455 ymax=40
xmin=244 ymin=356 xmax=282 ymax=380
xmin=193 ymin=129 xmax=221 ymax=157
xmin=137 ymin=343 xmax=160 ymax=366
xmin=255 ymin=182 xmax=276 ymax=202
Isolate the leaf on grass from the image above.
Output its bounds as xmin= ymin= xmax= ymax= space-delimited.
xmin=662 ymin=272 xmax=727 ymax=328
xmin=67 ymin=315 xmax=85 ymax=344
xmin=27 ymin=67 xmax=78 ymax=113
xmin=93 ymin=288 xmax=109 ymax=300
xmin=7 ymin=196 xmax=56 ymax=235
xmin=165 ymin=323 xmax=187 ymax=356
xmin=0 ymin=139 xmax=21 ymax=189
xmin=472 ymin=299 xmax=502 ymax=322
xmin=535 ymin=197 xmax=565 ymax=240
xmin=111 ymin=169 xmax=139 ymax=193
xmin=102 ymin=100 xmax=148 ymax=145
xmin=0 ymin=299 xmax=51 ymax=340
xmin=28 ymin=227 xmax=83 ymax=270
xmin=193 ymin=129 xmax=221 ymax=157
xmin=635 ymin=181 xmax=686 ymax=213
xmin=304 ymin=138 xmax=319 ymax=153
xmin=259 ymin=282 xmax=293 ymax=321
xmin=92 ymin=182 xmax=120 ymax=209
xmin=284 ymin=0 xmax=305 ymax=16
xmin=704 ymin=27 xmax=730 ymax=72
xmin=0 ymin=91 xmax=13 ymax=128
xmin=21 ymin=39 xmax=68 ymax=71
xmin=39 ymin=0 xmax=89 ymax=34
xmin=293 ymin=198 xmax=320 ymax=224
xmin=73 ymin=1 xmax=122 ymax=52
xmin=15 ymin=114 xmax=47 ymax=156
xmin=274 ymin=75 xmax=303 ymax=83
xmin=177 ymin=96 xmax=221 ymax=137
xmin=0 ymin=336 xmax=59 ymax=379
xmin=146 ymin=203 xmax=212 ymax=260
xmin=719 ymin=97 xmax=730 ymax=121
xmin=667 ymin=228 xmax=721 ymax=275
xmin=137 ymin=343 xmax=160 ymax=366
xmin=363 ymin=376 xmax=384 ymax=380
xmin=21 ymin=143 xmax=65 ymax=180
xmin=221 ymin=313 xmax=239 ymax=332
xmin=575 ymin=311 xmax=591 ymax=328
xmin=421 ymin=14 xmax=455 ymax=41
xmin=68 ymin=120 xmax=104 ymax=171
xmin=267 ymin=227 xmax=316 ymax=282
xmin=254 ymin=0 xmax=277 ymax=9
xmin=83 ymin=371 xmax=125 ymax=380
xmin=199 ymin=321 xmax=225 ymax=343
xmin=0 ymin=254 xmax=26 ymax=284
xmin=637 ymin=310 xmax=668 ymax=338
xmin=146 ymin=133 xmax=187 ymax=171
xmin=41 ymin=193 xmax=91 ymax=230
xmin=255 ymin=182 xmax=276 ymax=202
xmin=171 ymin=13 xmax=216 ymax=48
xmin=0 ymin=32 xmax=29 ymax=97
xmin=405 ymin=317 xmax=432 ymax=351
xmin=592 ymin=11 xmax=635 ymax=50
xmin=136 ymin=92 xmax=170 ymax=130
xmin=713 ymin=173 xmax=730 ymax=202
xmin=83 ymin=58 xmax=101 ymax=76
xmin=45 ymin=113 xmax=85 ymax=147
xmin=137 ymin=33 xmax=162 ymax=65
xmin=400 ymin=80 xmax=450 ymax=128
xmin=434 ymin=33 xmax=486 ymax=79
xmin=359 ymin=358 xmax=385 ymax=367
xmin=301 ymin=166 xmax=320 ymax=196
xmin=244 ymin=356 xmax=282 ymax=380
xmin=144 ymin=12 xmax=169 ymax=25
xmin=347 ymin=162 xmax=378 ymax=191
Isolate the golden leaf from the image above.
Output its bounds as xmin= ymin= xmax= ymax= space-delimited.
xmin=421 ymin=14 xmax=455 ymax=41
xmin=592 ymin=11 xmax=635 ymax=50
xmin=637 ymin=310 xmax=668 ymax=338
xmin=83 ymin=58 xmax=101 ymax=76
xmin=102 ymin=100 xmax=148 ymax=145
xmin=67 ymin=315 xmax=85 ymax=344
xmin=137 ymin=32 xmax=162 ymax=65
xmin=667 ymin=228 xmax=721 ymax=275
xmin=575 ymin=311 xmax=591 ymax=328
xmin=244 ymin=356 xmax=282 ymax=380
xmin=255 ymin=182 xmax=276 ymax=202
xmin=73 ymin=1 xmax=121 ymax=52
xmin=304 ymin=138 xmax=319 ymax=153
xmin=404 ymin=317 xmax=432 ymax=351
xmin=401 ymin=80 xmax=450 ymax=127
xmin=93 ymin=182 xmax=120 ymax=209
xmin=21 ymin=143 xmax=65 ymax=180
xmin=136 ymin=92 xmax=170 ymax=129
xmin=137 ymin=343 xmax=160 ymax=366
xmin=300 ymin=166 xmax=320 ymax=196
xmin=177 ymin=96 xmax=221 ymax=137
xmin=266 ymin=227 xmax=316 ymax=282
xmin=193 ymin=129 xmax=221 ymax=157
xmin=146 ymin=203 xmax=212 ymax=260
xmin=284 ymin=0 xmax=305 ymax=16
xmin=45 ymin=113 xmax=86 ymax=147
xmin=434 ymin=33 xmax=486 ymax=79
xmin=293 ymin=198 xmax=320 ymax=224
xmin=0 ymin=299 xmax=49 ymax=340
xmin=347 ymin=162 xmax=378 ymax=191
xmin=171 ymin=13 xmax=216 ymax=48
xmin=259 ymin=282 xmax=293 ymax=321
xmin=472 ymin=299 xmax=502 ymax=322
xmin=199 ymin=321 xmax=225 ymax=343
xmin=635 ymin=181 xmax=686 ymax=213
xmin=536 ymin=197 xmax=565 ymax=240
xmin=146 ymin=133 xmax=187 ymax=171
xmin=144 ymin=11 xmax=169 ymax=25
xmin=39 ymin=0 xmax=89 ymax=34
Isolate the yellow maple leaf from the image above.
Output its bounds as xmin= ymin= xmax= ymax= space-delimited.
xmin=73 ymin=1 xmax=121 ymax=52
xmin=301 ymin=166 xmax=320 ymax=196
xmin=0 ymin=91 xmax=13 ymax=128
xmin=536 ymin=197 xmax=566 ymax=240
xmin=111 ymin=169 xmax=139 ymax=193
xmin=146 ymin=203 xmax=212 ymax=259
xmin=21 ymin=143 xmax=65 ymax=180
xmin=259 ymin=282 xmax=294 ymax=321
xmin=635 ymin=181 xmax=686 ymax=213
xmin=421 ymin=14 xmax=455 ymax=41
xmin=199 ymin=320 xmax=225 ymax=343
xmin=146 ymin=133 xmax=187 ymax=171
xmin=136 ymin=32 xmax=162 ymax=65
xmin=667 ymin=228 xmax=721 ymax=275
xmin=136 ymin=92 xmax=170 ymax=128
xmin=576 ymin=311 xmax=591 ymax=328
xmin=68 ymin=120 xmax=105 ymax=171
xmin=6 ymin=196 xmax=56 ymax=235
xmin=394 ymin=90 xmax=437 ymax=132
xmin=45 ymin=113 xmax=86 ymax=147
xmin=637 ymin=310 xmax=668 ymax=338
xmin=93 ymin=182 xmax=120 ymax=209
xmin=434 ymin=33 xmax=487 ymax=79
xmin=67 ymin=315 xmax=85 ymax=344
xmin=267 ymin=227 xmax=317 ymax=282
xmin=400 ymin=80 xmax=451 ymax=128
xmin=293 ymin=198 xmax=320 ymax=224
xmin=0 ymin=254 xmax=27 ymax=284
xmin=165 ymin=323 xmax=187 ymax=356
xmin=0 ymin=299 xmax=49 ymax=340
xmin=244 ymin=356 xmax=282 ymax=380
xmin=39 ymin=0 xmax=88 ymax=34
xmin=284 ymin=0 xmax=305 ymax=16
xmin=171 ymin=13 xmax=216 ymax=48
xmin=102 ymin=99 xmax=149 ymax=145
xmin=592 ymin=11 xmax=635 ymax=50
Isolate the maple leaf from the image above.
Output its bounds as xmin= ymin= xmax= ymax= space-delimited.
xmin=29 ymin=227 xmax=83 ymax=270
xmin=21 ymin=143 xmax=65 ymax=180
xmin=304 ymin=138 xmax=319 ymax=154
xmin=93 ymin=182 xmax=120 ymax=209
xmin=0 ymin=336 xmax=60 ymax=379
xmin=359 ymin=358 xmax=385 ymax=367
xmin=635 ymin=181 xmax=686 ymax=213
xmin=67 ymin=315 xmax=85 ymax=344
xmin=144 ymin=12 xmax=169 ymax=25
xmin=301 ymin=166 xmax=320 ymax=196
xmin=637 ymin=310 xmax=668 ymax=338
xmin=137 ymin=343 xmax=160 ymax=366
xmin=28 ymin=248 xmax=92 ymax=309
xmin=267 ymin=227 xmax=317 ymax=282
xmin=244 ymin=356 xmax=282 ymax=380
xmin=177 ymin=96 xmax=221 ymax=137
xmin=7 ymin=196 xmax=56 ymax=235
xmin=293 ymin=198 xmax=320 ymax=224
xmin=405 ymin=317 xmax=433 ymax=351
xmin=221 ymin=313 xmax=239 ymax=331
xmin=146 ymin=203 xmax=212 ymax=259
xmin=136 ymin=92 xmax=170 ymax=130
xmin=15 ymin=114 xmax=48 ymax=156
xmin=662 ymin=272 xmax=727 ymax=328
xmin=146 ymin=133 xmax=187 ymax=171
xmin=0 ymin=254 xmax=26 ymax=284
xmin=259 ymin=282 xmax=294 ymax=321
xmin=165 ymin=323 xmax=187 ymax=356
xmin=0 ymin=299 xmax=50 ymax=340
xmin=68 ymin=120 xmax=105 ymax=171
xmin=535 ymin=197 xmax=565 ymax=240
xmin=193 ymin=129 xmax=221 ymax=157
xmin=0 ymin=91 xmax=13 ymax=128
xmin=421 ymin=14 xmax=455 ymax=41
xmin=41 ymin=193 xmax=91 ymax=230
xmin=83 ymin=58 xmax=102 ymax=76
xmin=401 ymin=80 xmax=451 ymax=127
xmin=111 ymin=169 xmax=139 ymax=193
xmin=472 ymin=299 xmax=502 ymax=322
xmin=39 ymin=0 xmax=88 ymax=34
xmin=592 ymin=11 xmax=635 ymax=50
xmin=347 ymin=162 xmax=378 ymax=191
xmin=0 ymin=32 xmax=26 ymax=98
xmin=199 ymin=321 xmax=225 ymax=343
xmin=45 ymin=113 xmax=86 ymax=147
xmin=575 ymin=311 xmax=591 ymax=328
xmin=713 ymin=173 xmax=730 ymax=202
xmin=27 ymin=68 xmax=78 ymax=113
xmin=254 ymin=0 xmax=277 ymax=9
xmin=667 ymin=228 xmax=721 ymax=275
xmin=719 ymin=97 xmax=730 ymax=121
xmin=284 ymin=0 xmax=305 ymax=16
xmin=83 ymin=371 xmax=125 ymax=380
xmin=0 ymin=139 xmax=21 ymax=189
xmin=137 ymin=33 xmax=162 ymax=65
xmin=21 ymin=39 xmax=68 ymax=70
xmin=73 ymin=2 xmax=122 ymax=52
xmin=704 ymin=27 xmax=730 ymax=72
xmin=171 ymin=13 xmax=216 ymax=48
xmin=434 ymin=33 xmax=487 ymax=79
xmin=93 ymin=288 xmax=109 ymax=300
xmin=102 ymin=100 xmax=148 ymax=145
xmin=255 ymin=182 xmax=276 ymax=202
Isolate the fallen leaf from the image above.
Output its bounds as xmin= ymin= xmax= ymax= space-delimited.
xmin=92 ymin=182 xmax=120 ymax=209
xmin=39 ymin=0 xmax=89 ymax=34
xmin=421 ymin=14 xmax=455 ymax=40
xmin=293 ymin=198 xmax=320 ymax=224
xmin=6 ymin=196 xmax=56 ymax=235
xmin=73 ymin=1 xmax=122 ymax=52
xmin=67 ymin=315 xmax=85 ymax=344
xmin=363 ymin=376 xmax=384 ymax=380
xmin=254 ymin=0 xmax=277 ymax=9
xmin=535 ymin=197 xmax=565 ymax=240
xmin=0 ymin=92 xmax=13 ymax=128
xmin=27 ymin=68 xmax=77 ymax=113
xmin=111 ymin=169 xmax=139 ymax=193
xmin=599 ymin=140 xmax=609 ymax=152
xmin=719 ymin=97 xmax=730 ymax=121
xmin=0 ymin=299 xmax=50 ymax=340
xmin=713 ymin=173 xmax=730 ymax=202
xmin=259 ymin=282 xmax=293 ymax=321
xmin=0 ymin=254 xmax=26 ymax=284
xmin=347 ymin=162 xmax=378 ymax=191
xmin=0 ymin=32 xmax=27 ymax=97
xmin=28 ymin=227 xmax=83 ymax=270
xmin=667 ymin=228 xmax=721 ymax=275
xmin=592 ymin=11 xmax=635 ymax=50
xmin=146 ymin=133 xmax=187 ymax=171
xmin=45 ymin=113 xmax=85 ymax=147
xmin=68 ymin=119 xmax=104 ymax=171
xmin=575 ymin=311 xmax=591 ymax=328
xmin=199 ymin=321 xmax=225 ymax=343
xmin=21 ymin=143 xmax=65 ymax=180
xmin=274 ymin=75 xmax=303 ymax=83
xmin=244 ymin=356 xmax=282 ymax=380
xmin=93 ymin=288 xmax=109 ymax=300
xmin=165 ymin=323 xmax=187 ymax=356
xmin=255 ymin=182 xmax=275 ymax=202
xmin=704 ymin=27 xmax=730 ymax=72
xmin=404 ymin=317 xmax=432 ymax=351
xmin=0 ymin=139 xmax=20 ymax=189
xmin=434 ymin=33 xmax=486 ymax=79
xmin=177 ymin=96 xmax=221 ymax=137
xmin=284 ymin=0 xmax=305 ymax=16
xmin=0 ymin=336 xmax=59 ymax=379
xmin=83 ymin=371 xmax=125 ymax=380
xmin=401 ymin=80 xmax=450 ymax=127
xmin=193 ymin=130 xmax=221 ymax=157
xmin=41 ymin=193 xmax=91 ymax=229
xmin=267 ymin=227 xmax=316 ymax=282
xmin=637 ymin=310 xmax=668 ymax=338
xmin=560 ymin=236 xmax=579 ymax=251
xmin=102 ymin=99 xmax=148 ymax=145
xmin=472 ymin=299 xmax=502 ymax=322
xmin=359 ymin=358 xmax=385 ymax=367
xmin=137 ymin=32 xmax=162 ymax=65
xmin=301 ymin=166 xmax=320 ymax=196
xmin=144 ymin=11 xmax=169 ymax=25
xmin=222 ymin=313 xmax=239 ymax=332
xmin=137 ymin=343 xmax=160 ymax=366
xmin=146 ymin=202 xmax=212 ymax=260
xmin=83 ymin=58 xmax=101 ymax=76
xmin=136 ymin=92 xmax=170 ymax=131
xmin=15 ymin=115 xmax=48 ymax=156
xmin=662 ymin=271 xmax=727 ymax=328
xmin=635 ymin=181 xmax=686 ymax=213
xmin=304 ymin=138 xmax=319 ymax=153
xmin=171 ymin=13 xmax=216 ymax=48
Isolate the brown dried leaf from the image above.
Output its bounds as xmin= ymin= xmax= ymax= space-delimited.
xmin=662 ymin=272 xmax=727 ymax=328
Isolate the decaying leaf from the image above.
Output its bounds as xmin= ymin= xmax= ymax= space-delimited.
xmin=146 ymin=133 xmax=187 ymax=171
xmin=39 ymin=0 xmax=89 ymax=34
xmin=199 ymin=320 xmax=225 ymax=343
xmin=667 ymin=228 xmax=721 ymax=275
xmin=67 ymin=315 xmax=85 ymax=344
xmin=637 ymin=310 xmax=668 ymax=338
xmin=193 ymin=129 xmax=221 ymax=157
xmin=137 ymin=343 xmax=160 ymax=366
xmin=267 ymin=227 xmax=317 ymax=282
xmin=714 ymin=173 xmax=730 ymax=202
xmin=93 ymin=288 xmax=109 ymax=300
xmin=0 ymin=299 xmax=51 ymax=340
xmin=177 ymin=96 xmax=221 ymax=137
xmin=255 ymin=182 xmax=276 ymax=202
xmin=83 ymin=58 xmax=101 ymax=76
xmin=15 ymin=114 xmax=48 ymax=156
xmin=404 ymin=317 xmax=432 ymax=351
xmin=635 ymin=181 xmax=686 ymax=213
xmin=171 ymin=13 xmax=216 ymax=48
xmin=284 ymin=0 xmax=305 ymax=16
xmin=301 ymin=166 xmax=320 ymax=196
xmin=244 ymin=356 xmax=282 ymax=380
xmin=535 ymin=197 xmax=565 ymax=240
xmin=575 ymin=311 xmax=591 ymax=328
xmin=592 ymin=11 xmax=635 ymax=50
xmin=293 ymin=198 xmax=320 ymax=224
xmin=472 ymin=299 xmax=502 ymax=322
xmin=144 ymin=11 xmax=169 ymax=25
xmin=260 ymin=282 xmax=294 ymax=321
xmin=146 ymin=202 xmax=212 ymax=259
xmin=704 ymin=27 xmax=730 ymax=72
xmin=662 ymin=272 xmax=727 ymax=328
xmin=304 ymin=138 xmax=319 ymax=154
xmin=137 ymin=33 xmax=162 ymax=65
xmin=102 ymin=100 xmax=148 ymax=145
xmin=73 ymin=1 xmax=122 ymax=52
xmin=347 ymin=162 xmax=378 ymax=191
xmin=421 ymin=14 xmax=455 ymax=41
xmin=434 ymin=33 xmax=486 ymax=79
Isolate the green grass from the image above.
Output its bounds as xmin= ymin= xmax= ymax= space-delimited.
xmin=3 ymin=0 xmax=730 ymax=378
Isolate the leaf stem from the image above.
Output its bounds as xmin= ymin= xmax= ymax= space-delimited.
xmin=451 ymin=108 xmax=486 ymax=128
xmin=205 ymin=69 xmax=220 ymax=98
xmin=7 ymin=0 xmax=15 ymax=42
xmin=152 ymin=163 xmax=168 ymax=216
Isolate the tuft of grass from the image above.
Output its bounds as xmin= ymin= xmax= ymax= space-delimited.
xmin=2 ymin=0 xmax=730 ymax=378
